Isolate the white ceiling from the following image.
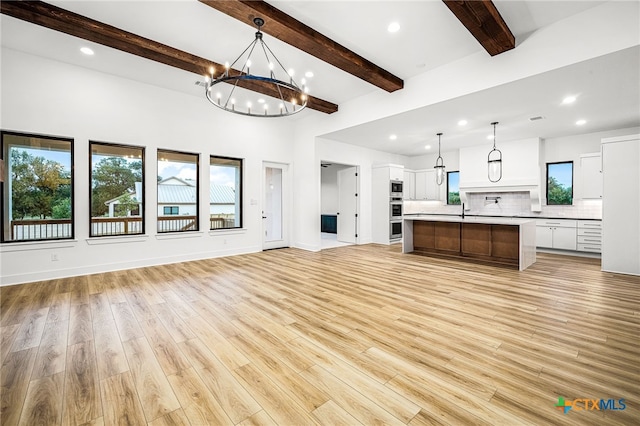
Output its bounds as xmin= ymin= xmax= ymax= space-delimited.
xmin=321 ymin=45 xmax=640 ymax=155
xmin=2 ymin=0 xmax=635 ymax=156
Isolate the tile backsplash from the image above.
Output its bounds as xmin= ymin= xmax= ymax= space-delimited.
xmin=404 ymin=191 xmax=602 ymax=219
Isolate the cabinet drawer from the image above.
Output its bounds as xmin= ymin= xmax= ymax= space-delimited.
xmin=577 ymin=220 xmax=602 ymax=229
xmin=536 ymin=219 xmax=577 ymax=228
xmin=578 ymin=228 xmax=602 ymax=237
xmin=578 ymin=235 xmax=602 ymax=244
xmin=577 ymin=243 xmax=602 ymax=253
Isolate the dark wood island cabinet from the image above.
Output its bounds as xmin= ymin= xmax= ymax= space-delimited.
xmin=403 ymin=216 xmax=536 ymax=270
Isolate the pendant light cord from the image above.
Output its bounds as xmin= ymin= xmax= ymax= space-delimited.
xmin=491 ymin=121 xmax=498 ymax=149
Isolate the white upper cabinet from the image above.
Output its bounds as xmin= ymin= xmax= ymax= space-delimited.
xmin=580 ymin=153 xmax=602 ymax=199
xmin=414 ymin=170 xmax=438 ymax=200
xmin=403 ymin=170 xmax=415 ymax=200
xmin=389 ymin=166 xmax=404 ymax=181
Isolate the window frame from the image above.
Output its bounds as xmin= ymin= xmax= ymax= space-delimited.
xmin=157 ymin=149 xmax=200 ymax=233
xmin=546 ymin=161 xmax=574 ymax=206
xmin=446 ymin=170 xmax=461 ymax=205
xmin=163 ymin=206 xmax=179 ymax=216
xmin=89 ymin=141 xmax=145 ymax=237
xmin=209 ymin=155 xmax=243 ymax=230
xmin=1 ymin=130 xmax=75 ymax=243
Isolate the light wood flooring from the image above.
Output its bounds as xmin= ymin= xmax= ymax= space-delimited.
xmin=1 ymin=244 xmax=639 ymax=425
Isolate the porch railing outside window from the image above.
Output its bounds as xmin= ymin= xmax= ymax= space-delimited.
xmin=1 ymin=131 xmax=74 ymax=243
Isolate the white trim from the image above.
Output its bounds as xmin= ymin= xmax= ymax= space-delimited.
xmin=601 ymin=134 xmax=640 ymax=144
xmin=292 ymin=242 xmax=321 ymax=252
xmin=155 ymin=231 xmax=204 ymax=240
xmin=86 ymin=235 xmax=149 ymax=245
xmin=0 ymin=239 xmax=77 ymax=252
xmin=209 ymin=228 xmax=247 ymax=236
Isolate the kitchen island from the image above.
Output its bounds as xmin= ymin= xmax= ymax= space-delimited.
xmin=403 ymin=215 xmax=536 ymax=270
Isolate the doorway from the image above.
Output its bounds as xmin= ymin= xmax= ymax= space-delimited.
xmin=262 ymin=162 xmax=290 ymax=250
xmin=320 ymin=162 xmax=359 ymax=250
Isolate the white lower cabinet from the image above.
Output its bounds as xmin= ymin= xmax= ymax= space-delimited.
xmin=536 ymin=220 xmax=577 ymax=251
xmin=553 ymin=226 xmax=578 ymax=250
xmin=535 ymin=226 xmax=553 ymax=248
xmin=577 ymin=220 xmax=602 ymax=253
xmin=536 ymin=219 xmax=602 ymax=253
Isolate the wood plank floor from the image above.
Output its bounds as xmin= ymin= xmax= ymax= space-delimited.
xmin=1 ymin=244 xmax=639 ymax=425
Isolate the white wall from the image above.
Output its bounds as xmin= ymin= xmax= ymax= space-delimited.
xmin=460 ymin=137 xmax=541 ymax=186
xmin=0 ymin=48 xmax=296 ymax=285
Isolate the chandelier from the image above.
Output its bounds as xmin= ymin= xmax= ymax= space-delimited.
xmin=204 ymin=17 xmax=308 ymax=117
xmin=434 ymin=132 xmax=445 ymax=185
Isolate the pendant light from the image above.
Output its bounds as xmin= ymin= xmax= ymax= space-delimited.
xmin=487 ymin=122 xmax=502 ymax=182
xmin=434 ymin=132 xmax=445 ymax=185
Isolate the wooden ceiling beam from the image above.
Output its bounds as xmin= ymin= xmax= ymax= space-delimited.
xmin=442 ymin=0 xmax=515 ymax=56
xmin=0 ymin=1 xmax=338 ymax=114
xmin=198 ymin=0 xmax=404 ymax=93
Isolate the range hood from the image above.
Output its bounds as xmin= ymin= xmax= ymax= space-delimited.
xmin=458 ymin=137 xmax=542 ymax=212
xmin=459 ymin=179 xmax=542 ymax=212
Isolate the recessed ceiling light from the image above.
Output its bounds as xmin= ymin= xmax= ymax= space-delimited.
xmin=257 ymin=98 xmax=265 ymax=103
xmin=80 ymin=47 xmax=94 ymax=56
xmin=562 ymin=96 xmax=576 ymax=104
xmin=424 ymin=144 xmax=431 ymax=150
xmin=305 ymin=71 xmax=314 ymax=78
xmin=458 ymin=119 xmax=468 ymax=126
xmin=487 ymin=134 xmax=495 ymax=140
xmin=389 ymin=134 xmax=397 ymax=140
xmin=576 ymin=119 xmax=587 ymax=125
xmin=388 ymin=22 xmax=400 ymax=33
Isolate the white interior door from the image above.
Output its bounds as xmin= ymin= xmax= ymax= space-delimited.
xmin=337 ymin=167 xmax=358 ymax=243
xmin=262 ymin=162 xmax=289 ymax=250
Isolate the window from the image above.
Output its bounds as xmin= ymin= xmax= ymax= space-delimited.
xmin=210 ymin=156 xmax=243 ymax=229
xmin=90 ymin=142 xmax=144 ymax=237
xmin=547 ymin=162 xmax=573 ymax=205
xmin=1 ymin=131 xmax=74 ymax=242
xmin=447 ymin=171 xmax=460 ymax=205
xmin=158 ymin=150 xmax=199 ymax=233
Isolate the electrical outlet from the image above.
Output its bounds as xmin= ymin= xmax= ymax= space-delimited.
xmin=51 ymin=253 xmax=59 ymax=261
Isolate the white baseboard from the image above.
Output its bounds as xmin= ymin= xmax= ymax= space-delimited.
xmin=0 ymin=245 xmax=261 ymax=287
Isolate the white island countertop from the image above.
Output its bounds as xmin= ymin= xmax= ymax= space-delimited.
xmin=403 ymin=214 xmax=536 ymax=226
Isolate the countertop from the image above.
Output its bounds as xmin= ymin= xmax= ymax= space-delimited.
xmin=403 ymin=214 xmax=536 ymax=226
xmin=403 ymin=213 xmax=601 ymax=221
